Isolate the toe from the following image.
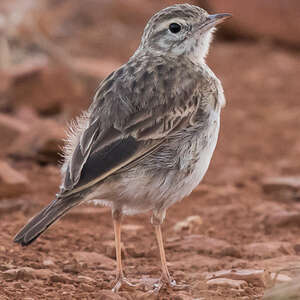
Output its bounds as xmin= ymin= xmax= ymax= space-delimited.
xmin=153 ymin=276 xmax=189 ymax=293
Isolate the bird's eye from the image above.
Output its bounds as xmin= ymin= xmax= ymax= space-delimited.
xmin=169 ymin=23 xmax=181 ymax=34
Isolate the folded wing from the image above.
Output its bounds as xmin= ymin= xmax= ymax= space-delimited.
xmin=60 ymin=57 xmax=210 ymax=197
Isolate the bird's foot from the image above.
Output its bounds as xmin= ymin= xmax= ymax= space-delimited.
xmin=112 ymin=275 xmax=140 ymax=293
xmin=140 ymin=275 xmax=189 ymax=293
xmin=152 ymin=276 xmax=188 ymax=293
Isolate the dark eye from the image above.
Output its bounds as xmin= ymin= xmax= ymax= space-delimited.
xmin=169 ymin=23 xmax=181 ymax=34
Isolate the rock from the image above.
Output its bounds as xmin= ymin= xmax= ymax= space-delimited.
xmin=2 ymin=268 xmax=26 ymax=281
xmin=172 ymin=293 xmax=194 ymax=300
xmin=2 ymin=267 xmax=54 ymax=281
xmin=209 ymin=0 xmax=300 ymax=48
xmin=243 ymin=242 xmax=295 ymax=258
xmin=271 ymin=273 xmax=292 ymax=284
xmin=0 ymin=199 xmax=24 ymax=215
xmin=262 ymin=176 xmax=300 ymax=201
xmin=294 ymin=244 xmax=300 ymax=254
xmin=264 ymin=211 xmax=300 ymax=228
xmin=0 ymin=72 xmax=11 ymax=111
xmin=73 ymin=251 xmax=115 ymax=270
xmin=252 ymin=201 xmax=284 ymax=215
xmin=262 ymin=176 xmax=300 ymax=192
xmin=263 ymin=276 xmax=300 ymax=300
xmin=0 ymin=161 xmax=29 ymax=198
xmin=13 ymin=282 xmax=22 ymax=289
xmin=103 ymin=240 xmax=125 ymax=259
xmin=42 ymin=259 xmax=55 ymax=267
xmin=206 ymin=269 xmax=270 ymax=287
xmin=9 ymin=119 xmax=66 ymax=164
xmin=0 ymin=71 xmax=11 ymax=94
xmin=118 ymin=291 xmax=136 ymax=300
xmin=62 ymin=262 xmax=81 ymax=274
xmin=207 ymin=278 xmax=248 ymax=289
xmin=77 ymin=275 xmax=96 ymax=284
xmin=59 ymin=283 xmax=75 ymax=291
xmin=172 ymin=254 xmax=220 ymax=271
xmin=14 ymin=107 xmax=40 ymax=125
xmin=0 ymin=113 xmax=29 ymax=153
xmin=167 ymin=234 xmax=231 ymax=256
xmin=8 ymin=56 xmax=48 ymax=82
xmin=173 ymin=215 xmax=203 ymax=233
xmin=80 ymin=283 xmax=94 ymax=292
xmin=29 ymin=120 xmax=65 ymax=163
xmin=0 ymin=263 xmax=15 ymax=271
xmin=49 ymin=273 xmax=72 ymax=283
xmin=122 ymin=224 xmax=144 ymax=232
xmin=31 ymin=269 xmax=56 ymax=280
xmin=10 ymin=64 xmax=85 ymax=115
xmin=260 ymin=255 xmax=300 ymax=275
xmin=218 ymin=245 xmax=242 ymax=258
xmin=73 ymin=57 xmax=121 ymax=80
xmin=127 ymin=244 xmax=147 ymax=258
xmin=133 ymin=289 xmax=159 ymax=300
xmin=97 ymin=290 xmax=123 ymax=300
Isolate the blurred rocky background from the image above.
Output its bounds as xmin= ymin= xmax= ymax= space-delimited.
xmin=1 ymin=1 xmax=300 ymax=299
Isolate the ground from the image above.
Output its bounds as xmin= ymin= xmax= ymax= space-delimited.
xmin=1 ymin=2 xmax=300 ymax=300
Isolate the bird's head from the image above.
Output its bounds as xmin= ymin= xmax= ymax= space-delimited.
xmin=139 ymin=4 xmax=231 ymax=62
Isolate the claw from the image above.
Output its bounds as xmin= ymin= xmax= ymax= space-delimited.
xmin=142 ymin=275 xmax=189 ymax=294
xmin=156 ymin=278 xmax=188 ymax=292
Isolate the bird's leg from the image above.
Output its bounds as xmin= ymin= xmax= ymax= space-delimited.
xmin=151 ymin=211 xmax=188 ymax=293
xmin=111 ymin=210 xmax=137 ymax=292
xmin=151 ymin=211 xmax=175 ymax=292
xmin=155 ymin=224 xmax=175 ymax=284
xmin=113 ymin=211 xmax=124 ymax=289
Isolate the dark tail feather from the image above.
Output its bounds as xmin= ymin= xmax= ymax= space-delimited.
xmin=14 ymin=195 xmax=82 ymax=246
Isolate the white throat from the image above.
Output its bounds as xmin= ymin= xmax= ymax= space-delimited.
xmin=187 ymin=30 xmax=214 ymax=64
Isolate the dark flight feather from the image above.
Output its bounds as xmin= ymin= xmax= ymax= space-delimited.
xmin=13 ymin=194 xmax=82 ymax=246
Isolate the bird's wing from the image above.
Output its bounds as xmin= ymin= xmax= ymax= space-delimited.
xmin=60 ymin=58 xmax=213 ymax=197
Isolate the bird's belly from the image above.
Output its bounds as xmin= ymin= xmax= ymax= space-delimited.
xmin=91 ymin=113 xmax=220 ymax=215
xmin=162 ymin=121 xmax=220 ymax=209
xmin=181 ymin=136 xmax=217 ymax=192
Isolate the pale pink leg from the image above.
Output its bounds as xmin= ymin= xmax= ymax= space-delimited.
xmin=151 ymin=211 xmax=188 ymax=293
xmin=111 ymin=211 xmax=137 ymax=292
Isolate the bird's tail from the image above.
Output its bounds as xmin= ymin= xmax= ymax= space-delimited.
xmin=14 ymin=194 xmax=82 ymax=246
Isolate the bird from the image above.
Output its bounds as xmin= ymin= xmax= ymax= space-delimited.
xmin=14 ymin=4 xmax=231 ymax=293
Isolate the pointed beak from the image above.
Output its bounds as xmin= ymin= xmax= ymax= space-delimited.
xmin=208 ymin=13 xmax=232 ymax=25
xmin=198 ymin=13 xmax=232 ymax=33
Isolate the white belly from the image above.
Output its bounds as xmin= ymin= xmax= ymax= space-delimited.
xmin=90 ymin=110 xmax=220 ymax=215
xmin=164 ymin=110 xmax=220 ymax=207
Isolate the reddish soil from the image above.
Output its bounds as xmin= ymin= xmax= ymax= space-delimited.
xmin=1 ymin=1 xmax=300 ymax=300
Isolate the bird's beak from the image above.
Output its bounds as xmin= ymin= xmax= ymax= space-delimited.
xmin=198 ymin=13 xmax=232 ymax=33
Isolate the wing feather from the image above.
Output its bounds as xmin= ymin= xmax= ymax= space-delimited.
xmin=60 ymin=56 xmax=214 ymax=197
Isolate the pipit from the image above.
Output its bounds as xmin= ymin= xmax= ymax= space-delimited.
xmin=14 ymin=4 xmax=231 ymax=293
